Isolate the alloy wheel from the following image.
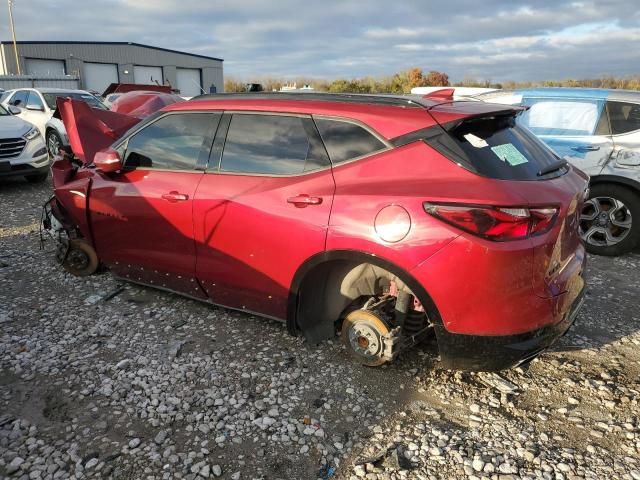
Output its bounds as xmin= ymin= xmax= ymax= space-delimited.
xmin=579 ymin=196 xmax=632 ymax=247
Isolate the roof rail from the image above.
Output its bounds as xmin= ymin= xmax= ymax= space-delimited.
xmin=189 ymin=92 xmax=436 ymax=109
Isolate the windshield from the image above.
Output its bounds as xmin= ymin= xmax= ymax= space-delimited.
xmin=43 ymin=92 xmax=108 ymax=111
xmin=0 ymin=104 xmax=9 ymax=116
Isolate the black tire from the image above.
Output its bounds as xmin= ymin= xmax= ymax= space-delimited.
xmin=46 ymin=129 xmax=63 ymax=158
xmin=25 ymin=171 xmax=49 ymax=183
xmin=581 ymin=183 xmax=640 ymax=256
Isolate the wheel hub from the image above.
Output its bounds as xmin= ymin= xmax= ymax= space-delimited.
xmin=348 ymin=323 xmax=383 ymax=359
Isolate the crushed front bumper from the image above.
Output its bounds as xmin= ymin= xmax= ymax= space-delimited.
xmin=436 ymin=287 xmax=586 ymax=371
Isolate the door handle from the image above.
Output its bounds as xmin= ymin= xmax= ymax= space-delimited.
xmin=571 ymin=145 xmax=600 ymax=152
xmin=162 ymin=191 xmax=189 ymax=203
xmin=287 ymin=194 xmax=323 ymax=208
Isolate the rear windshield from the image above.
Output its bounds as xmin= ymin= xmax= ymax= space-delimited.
xmin=432 ymin=114 xmax=565 ymax=180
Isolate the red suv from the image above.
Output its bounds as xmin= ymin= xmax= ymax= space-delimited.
xmin=44 ymin=93 xmax=588 ymax=371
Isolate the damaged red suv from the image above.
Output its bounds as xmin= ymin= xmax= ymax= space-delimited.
xmin=44 ymin=92 xmax=587 ymax=371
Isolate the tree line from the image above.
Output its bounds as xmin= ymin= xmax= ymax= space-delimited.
xmin=224 ymin=67 xmax=640 ymax=93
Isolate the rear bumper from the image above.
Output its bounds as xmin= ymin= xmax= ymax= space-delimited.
xmin=436 ymin=286 xmax=586 ymax=371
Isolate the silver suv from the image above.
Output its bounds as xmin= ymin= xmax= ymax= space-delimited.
xmin=479 ymin=88 xmax=640 ymax=256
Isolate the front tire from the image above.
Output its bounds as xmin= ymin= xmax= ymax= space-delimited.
xmin=46 ymin=129 xmax=63 ymax=158
xmin=580 ymin=183 xmax=640 ymax=256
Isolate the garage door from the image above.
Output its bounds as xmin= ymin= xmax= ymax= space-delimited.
xmin=134 ymin=66 xmax=163 ymax=85
xmin=25 ymin=58 xmax=65 ymax=76
xmin=176 ymin=68 xmax=202 ymax=97
xmin=84 ymin=63 xmax=119 ymax=94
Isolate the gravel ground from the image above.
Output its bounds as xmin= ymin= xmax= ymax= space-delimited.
xmin=1 ymin=176 xmax=639 ymax=480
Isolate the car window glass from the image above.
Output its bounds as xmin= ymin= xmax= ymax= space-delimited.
xmin=519 ymin=99 xmax=603 ymax=136
xmin=124 ymin=113 xmax=219 ymax=170
xmin=26 ymin=92 xmax=44 ymax=110
xmin=11 ymin=90 xmax=28 ymax=107
xmin=0 ymin=91 xmax=12 ymax=103
xmin=607 ymin=101 xmax=640 ymax=135
xmin=314 ymin=118 xmax=386 ymax=163
xmin=220 ymin=114 xmax=325 ymax=175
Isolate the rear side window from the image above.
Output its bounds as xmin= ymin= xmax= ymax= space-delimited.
xmin=220 ymin=114 xmax=328 ymax=175
xmin=607 ymin=101 xmax=640 ymax=135
xmin=314 ymin=118 xmax=387 ymax=163
xmin=429 ymin=114 xmax=564 ymax=181
xmin=519 ymin=99 xmax=604 ymax=136
xmin=124 ymin=113 xmax=219 ymax=170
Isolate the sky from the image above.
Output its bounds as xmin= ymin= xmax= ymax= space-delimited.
xmin=3 ymin=0 xmax=640 ymax=82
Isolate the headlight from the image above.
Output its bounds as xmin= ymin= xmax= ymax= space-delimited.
xmin=23 ymin=127 xmax=41 ymax=141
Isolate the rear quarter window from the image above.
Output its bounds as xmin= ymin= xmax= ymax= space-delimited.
xmin=314 ymin=118 xmax=387 ymax=163
xmin=607 ymin=101 xmax=640 ymax=135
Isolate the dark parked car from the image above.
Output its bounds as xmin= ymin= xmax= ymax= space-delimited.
xmin=43 ymin=93 xmax=588 ymax=371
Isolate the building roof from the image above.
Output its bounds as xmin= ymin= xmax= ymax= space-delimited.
xmin=0 ymin=40 xmax=223 ymax=62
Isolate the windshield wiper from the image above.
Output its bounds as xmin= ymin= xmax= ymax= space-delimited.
xmin=538 ymin=158 xmax=568 ymax=177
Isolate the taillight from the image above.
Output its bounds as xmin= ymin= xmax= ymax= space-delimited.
xmin=423 ymin=202 xmax=558 ymax=241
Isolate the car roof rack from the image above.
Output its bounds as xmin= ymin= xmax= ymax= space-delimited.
xmin=189 ymin=92 xmax=437 ymax=109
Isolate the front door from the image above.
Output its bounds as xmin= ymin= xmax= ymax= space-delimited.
xmin=520 ymin=96 xmax=615 ymax=175
xmin=193 ymin=113 xmax=335 ymax=318
xmin=89 ymin=111 xmax=219 ymax=297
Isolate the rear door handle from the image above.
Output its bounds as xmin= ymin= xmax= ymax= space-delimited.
xmin=571 ymin=145 xmax=600 ymax=152
xmin=287 ymin=194 xmax=323 ymax=208
xmin=162 ymin=191 xmax=189 ymax=203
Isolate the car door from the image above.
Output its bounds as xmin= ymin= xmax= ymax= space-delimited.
xmin=89 ymin=111 xmax=220 ymax=297
xmin=193 ymin=112 xmax=335 ymax=319
xmin=519 ymin=96 xmax=614 ymax=176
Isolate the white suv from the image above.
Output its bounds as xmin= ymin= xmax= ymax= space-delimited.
xmin=0 ymin=103 xmax=48 ymax=183
xmin=0 ymin=88 xmax=107 ymax=157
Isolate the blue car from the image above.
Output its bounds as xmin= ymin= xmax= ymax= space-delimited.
xmin=479 ymin=88 xmax=640 ymax=256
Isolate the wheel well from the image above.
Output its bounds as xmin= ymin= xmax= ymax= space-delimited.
xmin=590 ymin=175 xmax=640 ymax=194
xmin=288 ymin=251 xmax=442 ymax=344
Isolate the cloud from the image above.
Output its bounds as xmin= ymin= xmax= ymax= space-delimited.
xmin=5 ymin=0 xmax=640 ymax=82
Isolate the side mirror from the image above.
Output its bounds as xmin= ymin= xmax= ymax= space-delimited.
xmin=94 ymin=148 xmax=123 ymax=173
xmin=7 ymin=105 xmax=21 ymax=115
xmin=26 ymin=104 xmax=45 ymax=112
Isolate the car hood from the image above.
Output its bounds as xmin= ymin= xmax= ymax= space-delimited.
xmin=0 ymin=115 xmax=33 ymax=138
xmin=55 ymin=97 xmax=142 ymax=165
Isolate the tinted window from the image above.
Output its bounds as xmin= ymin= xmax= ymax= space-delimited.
xmin=607 ymin=101 xmax=640 ymax=135
xmin=26 ymin=92 xmax=44 ymax=110
xmin=315 ymin=118 xmax=386 ymax=163
xmin=42 ymin=92 xmax=107 ymax=111
xmin=11 ymin=91 xmax=28 ymax=107
xmin=0 ymin=91 xmax=12 ymax=103
xmin=519 ymin=99 xmax=604 ymax=136
xmin=220 ymin=114 xmax=327 ymax=175
xmin=125 ymin=113 xmax=219 ymax=170
xmin=431 ymin=114 xmax=564 ymax=181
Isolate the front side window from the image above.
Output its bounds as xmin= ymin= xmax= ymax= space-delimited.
xmin=220 ymin=114 xmax=327 ymax=175
xmin=10 ymin=90 xmax=28 ymax=107
xmin=607 ymin=101 xmax=640 ymax=135
xmin=519 ymin=98 xmax=604 ymax=136
xmin=124 ymin=113 xmax=219 ymax=170
xmin=26 ymin=92 xmax=44 ymax=110
xmin=314 ymin=118 xmax=387 ymax=164
xmin=0 ymin=91 xmax=12 ymax=103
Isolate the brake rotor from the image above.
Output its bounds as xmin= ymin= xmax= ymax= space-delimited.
xmin=61 ymin=239 xmax=99 ymax=277
xmin=341 ymin=309 xmax=391 ymax=367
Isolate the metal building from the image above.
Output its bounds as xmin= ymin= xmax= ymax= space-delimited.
xmin=0 ymin=41 xmax=223 ymax=96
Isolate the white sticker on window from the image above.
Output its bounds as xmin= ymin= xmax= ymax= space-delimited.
xmin=464 ymin=133 xmax=488 ymax=148
xmin=490 ymin=143 xmax=529 ymax=166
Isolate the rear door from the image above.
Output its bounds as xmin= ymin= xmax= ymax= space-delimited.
xmin=90 ymin=111 xmax=219 ymax=296
xmin=518 ymin=96 xmax=614 ymax=176
xmin=193 ymin=112 xmax=335 ymax=319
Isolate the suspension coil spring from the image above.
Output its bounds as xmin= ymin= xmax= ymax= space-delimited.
xmin=403 ymin=310 xmax=426 ymax=336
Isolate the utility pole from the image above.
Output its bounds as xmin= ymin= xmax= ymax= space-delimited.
xmin=7 ymin=0 xmax=21 ymax=75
